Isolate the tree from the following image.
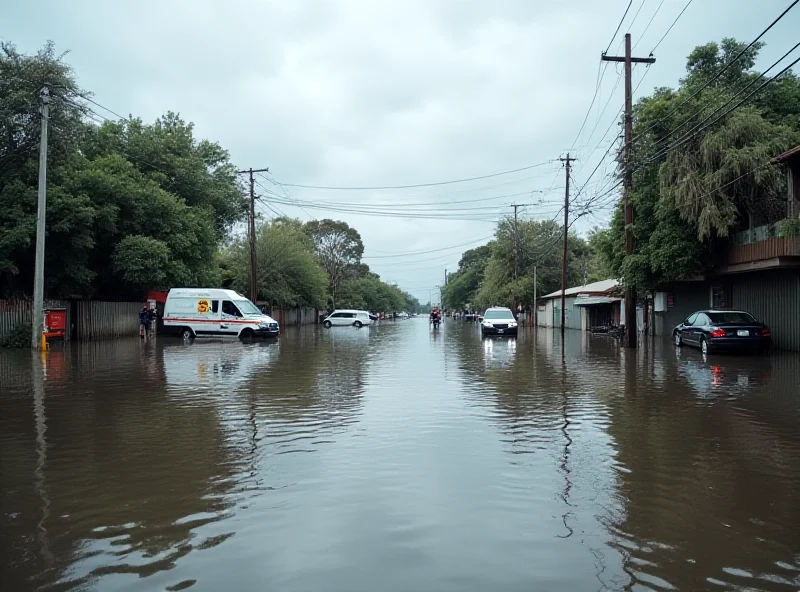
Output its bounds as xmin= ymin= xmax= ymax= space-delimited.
xmin=303 ymin=219 xmax=364 ymax=307
xmin=226 ymin=218 xmax=328 ymax=308
xmin=0 ymin=42 xmax=246 ymax=299
xmin=596 ymin=37 xmax=800 ymax=291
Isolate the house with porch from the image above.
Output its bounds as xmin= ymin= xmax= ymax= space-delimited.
xmin=651 ymin=146 xmax=800 ymax=351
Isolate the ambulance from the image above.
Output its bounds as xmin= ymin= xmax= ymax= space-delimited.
xmin=163 ymin=288 xmax=279 ymax=340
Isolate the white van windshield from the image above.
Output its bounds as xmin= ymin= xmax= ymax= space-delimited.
xmin=235 ymin=299 xmax=262 ymax=315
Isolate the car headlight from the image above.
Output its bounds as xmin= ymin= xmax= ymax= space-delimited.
xmin=482 ymin=321 xmax=491 ymax=326
xmin=509 ymin=322 xmax=517 ymax=327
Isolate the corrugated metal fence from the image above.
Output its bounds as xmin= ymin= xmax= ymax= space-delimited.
xmin=1 ymin=300 xmax=143 ymax=344
xmin=268 ymin=306 xmax=319 ymax=327
xmin=731 ymin=270 xmax=800 ymax=352
xmin=0 ymin=299 xmax=71 ymax=344
xmin=75 ymin=301 xmax=141 ymax=341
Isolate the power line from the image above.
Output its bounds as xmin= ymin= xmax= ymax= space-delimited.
xmin=603 ymin=1 xmax=633 ymax=56
xmin=641 ymin=47 xmax=800 ymax=166
xmin=276 ymin=160 xmax=555 ymax=190
xmin=362 ymin=235 xmax=495 ymax=259
xmin=635 ymin=0 xmax=798 ymax=142
xmin=632 ymin=0 xmax=666 ymax=51
xmin=650 ymin=0 xmax=694 ymax=54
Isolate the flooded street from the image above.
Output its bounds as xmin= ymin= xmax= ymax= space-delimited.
xmin=2 ymin=319 xmax=800 ymax=592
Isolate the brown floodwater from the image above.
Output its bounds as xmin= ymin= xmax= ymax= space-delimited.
xmin=1 ymin=320 xmax=799 ymax=591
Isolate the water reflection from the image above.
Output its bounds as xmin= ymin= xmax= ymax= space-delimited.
xmin=2 ymin=325 xmax=799 ymax=591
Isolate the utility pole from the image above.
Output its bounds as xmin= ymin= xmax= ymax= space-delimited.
xmin=235 ymin=167 xmax=269 ymax=304
xmin=533 ymin=265 xmax=537 ymax=329
xmin=602 ymin=33 xmax=655 ymax=348
xmin=31 ymin=87 xmax=50 ymax=350
xmin=510 ymin=203 xmax=524 ymax=280
xmin=558 ymin=154 xmax=575 ymax=338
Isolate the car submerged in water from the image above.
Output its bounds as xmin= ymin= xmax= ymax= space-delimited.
xmin=480 ymin=307 xmax=519 ymax=337
xmin=673 ymin=310 xmax=772 ymax=355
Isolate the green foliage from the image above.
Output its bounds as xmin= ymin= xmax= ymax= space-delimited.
xmin=594 ymin=36 xmax=800 ymax=291
xmin=112 ymin=235 xmax=172 ymax=289
xmin=226 ymin=218 xmax=329 ymax=308
xmin=302 ymin=219 xmax=364 ymax=307
xmin=0 ymin=42 xmax=245 ymax=299
xmin=443 ymin=218 xmax=601 ymax=311
xmin=1 ymin=321 xmax=31 ymax=347
xmin=777 ymin=218 xmax=800 ymax=237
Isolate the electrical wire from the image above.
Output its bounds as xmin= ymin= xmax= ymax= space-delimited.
xmin=632 ymin=0 xmax=666 ymax=51
xmin=603 ymin=1 xmax=634 ymax=56
xmin=362 ymin=235 xmax=495 ymax=259
xmin=650 ymin=0 xmax=695 ymax=54
xmin=275 ymin=160 xmax=555 ymax=190
xmin=635 ymin=0 xmax=799 ymax=142
xmin=641 ymin=48 xmax=800 ymax=166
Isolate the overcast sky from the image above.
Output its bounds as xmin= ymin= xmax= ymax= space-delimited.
xmin=4 ymin=0 xmax=799 ymax=304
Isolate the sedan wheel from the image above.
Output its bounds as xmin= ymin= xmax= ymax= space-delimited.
xmin=701 ymin=337 xmax=709 ymax=355
xmin=323 ymin=320 xmax=332 ymax=328
xmin=674 ymin=332 xmax=682 ymax=347
xmin=354 ymin=321 xmax=363 ymax=328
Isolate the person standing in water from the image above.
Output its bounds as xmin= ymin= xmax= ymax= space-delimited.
xmin=139 ymin=304 xmax=151 ymax=338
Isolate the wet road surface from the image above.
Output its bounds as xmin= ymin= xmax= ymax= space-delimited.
xmin=2 ymin=319 xmax=800 ymax=591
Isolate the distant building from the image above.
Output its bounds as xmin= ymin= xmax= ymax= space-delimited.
xmin=537 ymin=279 xmax=623 ymax=331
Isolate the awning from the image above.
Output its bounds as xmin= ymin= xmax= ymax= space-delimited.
xmin=573 ymin=296 xmax=621 ymax=307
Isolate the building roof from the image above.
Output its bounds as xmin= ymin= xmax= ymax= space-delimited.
xmin=572 ymin=295 xmax=622 ymax=306
xmin=540 ymin=278 xmax=619 ymax=300
xmin=775 ymin=145 xmax=800 ymax=163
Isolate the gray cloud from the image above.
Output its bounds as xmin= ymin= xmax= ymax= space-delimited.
xmin=3 ymin=0 xmax=798 ymax=303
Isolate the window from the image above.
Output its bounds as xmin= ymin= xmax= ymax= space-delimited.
xmin=343 ymin=313 xmax=356 ymax=319
xmin=685 ymin=313 xmax=698 ymax=326
xmin=692 ymin=314 xmax=709 ymax=326
xmin=330 ymin=313 xmax=343 ymax=318
xmin=211 ymin=300 xmax=219 ymax=313
xmin=222 ymin=301 xmax=242 ymax=317
xmin=484 ymin=309 xmax=515 ymax=320
xmin=707 ymin=312 xmax=756 ymax=324
xmin=235 ymin=299 xmax=261 ymax=315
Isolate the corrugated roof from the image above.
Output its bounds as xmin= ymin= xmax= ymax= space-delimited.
xmin=775 ymin=145 xmax=800 ymax=163
xmin=540 ymin=278 xmax=619 ymax=300
xmin=573 ymin=296 xmax=622 ymax=306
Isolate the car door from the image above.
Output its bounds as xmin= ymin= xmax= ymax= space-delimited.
xmin=681 ymin=313 xmax=698 ymax=344
xmin=330 ymin=312 xmax=347 ymax=326
xmin=221 ymin=300 xmax=243 ymax=334
xmin=693 ymin=313 xmax=711 ymax=344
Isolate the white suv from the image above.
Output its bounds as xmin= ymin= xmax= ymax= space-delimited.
xmin=481 ymin=307 xmax=518 ymax=337
xmin=323 ymin=309 xmax=373 ymax=328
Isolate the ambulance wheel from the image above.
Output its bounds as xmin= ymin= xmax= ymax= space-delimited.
xmin=240 ymin=328 xmax=255 ymax=341
xmin=181 ymin=328 xmax=195 ymax=340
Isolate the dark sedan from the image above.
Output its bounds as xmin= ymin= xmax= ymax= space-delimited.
xmin=673 ymin=310 xmax=772 ymax=355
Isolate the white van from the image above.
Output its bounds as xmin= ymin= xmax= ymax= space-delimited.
xmin=322 ymin=309 xmax=373 ymax=328
xmin=163 ymin=288 xmax=279 ymax=340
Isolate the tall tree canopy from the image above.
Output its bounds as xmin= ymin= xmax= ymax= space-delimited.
xmin=302 ymin=219 xmax=364 ymax=307
xmin=0 ymin=42 xmax=245 ymax=299
xmin=596 ymin=37 xmax=800 ymax=291
xmin=442 ymin=218 xmax=600 ymax=311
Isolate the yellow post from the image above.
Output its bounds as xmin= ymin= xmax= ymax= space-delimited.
xmin=40 ymin=332 xmax=48 ymax=351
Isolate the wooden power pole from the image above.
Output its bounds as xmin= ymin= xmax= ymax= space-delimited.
xmin=602 ymin=33 xmax=655 ymax=349
xmin=559 ymin=154 xmax=575 ymax=338
xmin=236 ymin=167 xmax=270 ymax=304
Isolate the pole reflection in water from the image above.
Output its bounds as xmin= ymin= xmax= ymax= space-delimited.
xmin=32 ymin=350 xmax=53 ymax=568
